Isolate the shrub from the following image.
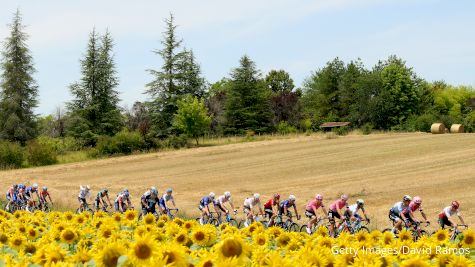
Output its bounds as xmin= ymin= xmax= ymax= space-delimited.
xmin=277 ymin=121 xmax=297 ymax=135
xmin=405 ymin=113 xmax=438 ymax=132
xmin=96 ymin=131 xmax=146 ymax=155
xmin=299 ymin=118 xmax=313 ymax=132
xmin=333 ymin=126 xmax=349 ymax=136
xmin=0 ymin=142 xmax=24 ymax=169
xmin=361 ymin=123 xmax=373 ymax=135
xmin=37 ymin=136 xmax=83 ymax=154
xmin=26 ymin=141 xmax=57 ymax=166
xmin=163 ymin=135 xmax=189 ymax=149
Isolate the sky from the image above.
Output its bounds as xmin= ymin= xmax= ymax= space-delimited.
xmin=1 ymin=0 xmax=474 ymax=115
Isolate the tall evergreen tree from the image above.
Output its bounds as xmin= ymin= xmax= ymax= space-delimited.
xmin=0 ymin=10 xmax=38 ymax=144
xmin=146 ymin=14 xmax=207 ymax=137
xmin=225 ymin=55 xmax=273 ymax=134
xmin=67 ymin=29 xmax=122 ymax=144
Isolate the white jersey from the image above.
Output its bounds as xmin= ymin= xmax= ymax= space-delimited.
xmin=78 ymin=187 xmax=91 ymax=199
xmin=215 ymin=195 xmax=230 ymax=205
xmin=349 ymin=204 xmax=364 ymax=214
xmin=391 ymin=201 xmax=408 ymax=213
xmin=162 ymin=193 xmax=174 ymax=202
xmin=243 ymin=197 xmax=262 ymax=209
xmin=443 ymin=206 xmax=461 ymax=217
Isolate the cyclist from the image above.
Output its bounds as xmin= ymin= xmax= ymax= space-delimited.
xmin=347 ymin=199 xmax=370 ymax=223
xmin=39 ymin=187 xmax=53 ymax=210
xmin=438 ymin=201 xmax=466 ymax=229
xmin=388 ymin=195 xmax=412 ymax=234
xmin=78 ymin=185 xmax=92 ymax=210
xmin=305 ymin=194 xmax=327 ymax=234
xmin=243 ymin=193 xmax=265 ymax=227
xmin=198 ymin=192 xmax=215 ymax=225
xmin=25 ymin=184 xmax=40 ymax=211
xmin=17 ymin=184 xmax=27 ymax=206
xmin=141 ymin=187 xmax=160 ymax=217
xmin=213 ymin=191 xmax=237 ymax=222
xmin=159 ymin=188 xmax=176 ymax=215
xmin=263 ymin=193 xmax=280 ymax=227
xmin=115 ymin=189 xmax=133 ymax=213
xmin=5 ymin=184 xmax=18 ymax=211
xmin=95 ymin=188 xmax=112 ymax=211
xmin=328 ymin=194 xmax=349 ymax=238
xmin=401 ymin=196 xmax=428 ymax=226
xmin=279 ymin=195 xmax=301 ymax=222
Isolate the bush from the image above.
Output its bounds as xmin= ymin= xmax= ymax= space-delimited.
xmin=277 ymin=121 xmax=297 ymax=135
xmin=299 ymin=118 xmax=313 ymax=132
xmin=333 ymin=126 xmax=349 ymax=136
xmin=361 ymin=123 xmax=373 ymax=135
xmin=26 ymin=141 xmax=57 ymax=166
xmin=405 ymin=113 xmax=438 ymax=132
xmin=96 ymin=131 xmax=146 ymax=155
xmin=0 ymin=142 xmax=24 ymax=169
xmin=37 ymin=136 xmax=83 ymax=154
xmin=163 ymin=135 xmax=189 ymax=149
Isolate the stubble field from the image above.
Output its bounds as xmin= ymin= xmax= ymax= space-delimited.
xmin=0 ymin=133 xmax=474 ymax=229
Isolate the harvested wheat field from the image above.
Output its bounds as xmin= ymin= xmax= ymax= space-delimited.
xmin=1 ymin=132 xmax=474 ymax=229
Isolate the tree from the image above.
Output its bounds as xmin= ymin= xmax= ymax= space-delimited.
xmin=0 ymin=10 xmax=38 ymax=144
xmin=265 ymin=69 xmax=295 ymax=94
xmin=125 ymin=101 xmax=151 ymax=136
xmin=206 ymin=79 xmax=230 ymax=134
xmin=67 ymin=29 xmax=122 ymax=144
xmin=146 ymin=14 xmax=207 ymax=137
xmin=225 ymin=55 xmax=273 ymax=134
xmin=173 ymin=95 xmax=211 ymax=145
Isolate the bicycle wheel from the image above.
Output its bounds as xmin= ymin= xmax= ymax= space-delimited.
xmin=75 ymin=208 xmax=82 ymax=214
xmin=300 ymin=225 xmax=309 ymax=233
xmin=288 ymin=223 xmax=300 ymax=232
xmin=228 ymin=219 xmax=239 ymax=228
xmin=209 ymin=218 xmax=220 ymax=227
xmin=260 ymin=220 xmax=269 ymax=229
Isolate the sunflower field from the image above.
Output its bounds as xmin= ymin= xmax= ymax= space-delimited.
xmin=0 ymin=209 xmax=474 ymax=267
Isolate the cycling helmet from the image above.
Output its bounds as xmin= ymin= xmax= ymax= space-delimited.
xmin=273 ymin=193 xmax=280 ymax=199
xmin=124 ymin=188 xmax=129 ymax=193
xmin=209 ymin=192 xmax=216 ymax=198
xmin=341 ymin=194 xmax=349 ymax=201
xmin=85 ymin=185 xmax=91 ymax=191
xmin=403 ymin=195 xmax=412 ymax=201
xmin=356 ymin=199 xmax=365 ymax=206
xmin=253 ymin=193 xmax=260 ymax=199
xmin=13 ymin=184 xmax=18 ymax=189
xmin=413 ymin=196 xmax=422 ymax=204
xmin=103 ymin=188 xmax=108 ymax=194
xmin=151 ymin=188 xmax=158 ymax=195
xmin=166 ymin=188 xmax=173 ymax=193
xmin=124 ymin=191 xmax=130 ymax=197
xmin=452 ymin=200 xmax=460 ymax=209
xmin=32 ymin=183 xmax=38 ymax=189
xmin=42 ymin=186 xmax=48 ymax=191
xmin=151 ymin=186 xmax=157 ymax=191
xmin=289 ymin=195 xmax=296 ymax=201
xmin=315 ymin=194 xmax=323 ymax=201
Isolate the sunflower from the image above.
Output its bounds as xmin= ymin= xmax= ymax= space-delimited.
xmin=63 ymin=211 xmax=74 ymax=221
xmin=0 ymin=232 xmax=8 ymax=244
xmin=191 ymin=228 xmax=210 ymax=246
xmin=433 ymin=229 xmax=449 ymax=243
xmin=400 ymin=256 xmax=431 ymax=267
xmin=318 ymin=236 xmax=333 ymax=249
xmin=24 ymin=241 xmax=37 ymax=255
xmin=124 ymin=210 xmax=137 ymax=222
xmin=100 ymin=224 xmax=116 ymax=239
xmin=44 ymin=243 xmax=68 ymax=265
xmin=462 ymin=229 xmax=475 ymax=248
xmin=112 ymin=213 xmax=123 ymax=223
xmin=173 ymin=217 xmax=184 ymax=226
xmin=183 ymin=221 xmax=195 ymax=231
xmin=447 ymin=255 xmax=475 ymax=267
xmin=128 ymin=234 xmax=159 ymax=265
xmin=143 ymin=213 xmax=156 ymax=225
xmin=382 ymin=231 xmax=395 ymax=246
xmin=95 ymin=242 xmax=127 ymax=267
xmin=253 ymin=233 xmax=267 ymax=246
xmin=60 ymin=228 xmax=78 ymax=244
xmin=158 ymin=243 xmax=188 ymax=267
xmin=174 ymin=230 xmax=189 ymax=246
xmin=215 ymin=236 xmax=249 ymax=262
xmin=9 ymin=232 xmax=26 ymax=251
xmin=71 ymin=246 xmax=92 ymax=264
xmin=398 ymin=229 xmax=413 ymax=242
xmin=276 ymin=233 xmax=291 ymax=248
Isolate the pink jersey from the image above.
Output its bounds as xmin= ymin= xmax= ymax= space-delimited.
xmin=329 ymin=199 xmax=347 ymax=212
xmin=306 ymin=199 xmax=323 ymax=211
xmin=408 ymin=201 xmax=421 ymax=212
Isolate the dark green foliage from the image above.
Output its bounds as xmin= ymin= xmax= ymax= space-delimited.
xmin=26 ymin=141 xmax=57 ymax=166
xmin=265 ymin=70 xmax=295 ymax=94
xmin=162 ymin=135 xmax=189 ymax=149
xmin=360 ymin=123 xmax=373 ymax=135
xmin=67 ymin=29 xmax=123 ymax=144
xmin=0 ymin=10 xmax=38 ymax=144
xmin=0 ymin=141 xmax=24 ymax=169
xmin=333 ymin=126 xmax=349 ymax=136
xmin=276 ymin=121 xmax=297 ymax=134
xmin=405 ymin=113 xmax=438 ymax=132
xmin=146 ymin=14 xmax=207 ymax=137
xmin=224 ymin=55 xmax=273 ymax=134
xmin=96 ymin=130 xmax=145 ymax=155
xmin=173 ymin=95 xmax=212 ymax=145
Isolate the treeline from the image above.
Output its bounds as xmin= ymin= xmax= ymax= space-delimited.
xmin=1 ymin=11 xmax=475 ymax=169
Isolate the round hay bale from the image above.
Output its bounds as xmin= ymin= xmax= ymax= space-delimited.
xmin=431 ymin=123 xmax=445 ymax=134
xmin=450 ymin=124 xmax=464 ymax=133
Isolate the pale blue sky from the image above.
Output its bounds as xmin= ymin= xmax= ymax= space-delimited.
xmin=1 ymin=0 xmax=474 ymax=115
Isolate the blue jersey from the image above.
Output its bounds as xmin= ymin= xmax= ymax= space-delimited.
xmin=280 ymin=200 xmax=295 ymax=209
xmin=25 ymin=187 xmax=37 ymax=197
xmin=200 ymin=196 xmax=213 ymax=207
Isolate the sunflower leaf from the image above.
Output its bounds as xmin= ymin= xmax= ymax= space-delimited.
xmin=117 ymin=255 xmax=129 ymax=267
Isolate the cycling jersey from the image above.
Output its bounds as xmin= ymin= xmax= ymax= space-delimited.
xmin=95 ymin=191 xmax=108 ymax=201
xmin=159 ymin=193 xmax=174 ymax=210
xmin=141 ymin=192 xmax=159 ymax=211
xmin=263 ymin=199 xmax=277 ymax=209
xmin=39 ymin=191 xmax=50 ymax=200
xmin=243 ymin=198 xmax=262 ymax=209
xmin=279 ymin=200 xmax=295 ymax=210
xmin=6 ymin=186 xmax=16 ymax=201
xmin=306 ymin=199 xmax=324 ymax=211
xmin=200 ymin=196 xmax=213 ymax=207
xmin=214 ymin=195 xmax=230 ymax=206
xmin=390 ymin=201 xmax=408 ymax=215
xmin=78 ymin=188 xmax=90 ymax=199
xmin=348 ymin=204 xmax=364 ymax=214
xmin=403 ymin=201 xmax=422 ymax=214
xmin=329 ymin=199 xmax=347 ymax=212
xmin=438 ymin=206 xmax=461 ymax=219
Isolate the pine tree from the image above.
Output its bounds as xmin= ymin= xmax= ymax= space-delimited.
xmin=146 ymin=14 xmax=207 ymax=137
xmin=67 ymin=29 xmax=122 ymax=144
xmin=0 ymin=10 xmax=38 ymax=144
xmin=225 ymin=55 xmax=273 ymax=134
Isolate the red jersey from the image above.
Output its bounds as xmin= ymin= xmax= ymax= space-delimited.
xmin=264 ymin=199 xmax=277 ymax=209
